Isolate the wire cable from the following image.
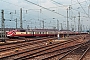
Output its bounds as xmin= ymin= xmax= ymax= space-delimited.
xmin=24 ymin=0 xmax=67 ymax=18
xmin=0 ymin=0 xmax=57 ymax=22
xmin=77 ymin=0 xmax=88 ymax=16
xmin=51 ymin=0 xmax=90 ymax=19
xmin=51 ymin=0 xmax=87 ymax=15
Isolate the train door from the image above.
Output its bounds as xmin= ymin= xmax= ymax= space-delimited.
xmin=32 ymin=31 xmax=34 ymax=36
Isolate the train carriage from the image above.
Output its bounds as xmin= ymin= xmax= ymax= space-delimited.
xmin=7 ymin=29 xmax=34 ymax=38
xmin=7 ymin=29 xmax=58 ymax=38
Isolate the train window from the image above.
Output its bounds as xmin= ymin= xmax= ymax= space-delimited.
xmin=27 ymin=32 xmax=30 ymax=34
xmin=39 ymin=32 xmax=41 ymax=34
xmin=35 ymin=32 xmax=39 ymax=34
xmin=47 ymin=32 xmax=48 ymax=34
xmin=29 ymin=31 xmax=34 ymax=34
xmin=20 ymin=30 xmax=26 ymax=32
xmin=34 ymin=32 xmax=36 ymax=34
xmin=48 ymin=32 xmax=52 ymax=34
xmin=41 ymin=32 xmax=44 ymax=34
xmin=44 ymin=32 xmax=47 ymax=34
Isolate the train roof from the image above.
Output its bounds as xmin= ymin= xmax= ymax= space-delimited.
xmin=11 ymin=29 xmax=58 ymax=32
xmin=32 ymin=29 xmax=58 ymax=31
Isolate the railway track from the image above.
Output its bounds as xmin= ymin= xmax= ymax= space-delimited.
xmin=0 ymin=37 xmax=56 ymax=47
xmin=0 ymin=37 xmax=57 ymax=52
xmin=0 ymin=35 xmax=82 ymax=52
xmin=42 ymin=42 xmax=90 ymax=60
xmin=0 ymin=34 xmax=89 ymax=60
xmin=80 ymin=47 xmax=90 ymax=60
xmin=0 ymin=37 xmax=53 ymax=46
xmin=0 ymin=37 xmax=57 ymax=55
xmin=14 ymin=37 xmax=89 ymax=60
xmin=0 ymin=35 xmax=88 ymax=60
xmin=58 ymin=42 xmax=90 ymax=60
xmin=79 ymin=46 xmax=90 ymax=60
xmin=25 ymin=42 xmax=89 ymax=60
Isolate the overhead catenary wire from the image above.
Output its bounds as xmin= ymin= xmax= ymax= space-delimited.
xmin=51 ymin=0 xmax=87 ymax=7
xmin=24 ymin=0 xmax=67 ymax=18
xmin=50 ymin=0 xmax=90 ymax=30
xmin=51 ymin=0 xmax=88 ymax=16
xmin=77 ymin=0 xmax=88 ymax=16
xmin=0 ymin=2 xmax=89 ymax=28
xmin=1 ymin=0 xmax=89 ymax=18
xmin=51 ymin=0 xmax=75 ymax=17
xmin=71 ymin=1 xmax=88 ymax=6
xmin=51 ymin=0 xmax=62 ymax=5
xmin=1 ymin=0 xmax=60 ymax=19
xmin=0 ymin=0 xmax=57 ymax=22
xmin=0 ymin=0 xmax=55 ymax=28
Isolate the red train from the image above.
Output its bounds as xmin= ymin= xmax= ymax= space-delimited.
xmin=7 ymin=29 xmax=58 ymax=38
xmin=7 ymin=29 xmax=87 ymax=38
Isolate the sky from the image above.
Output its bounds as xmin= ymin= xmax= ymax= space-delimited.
xmin=0 ymin=0 xmax=90 ymax=31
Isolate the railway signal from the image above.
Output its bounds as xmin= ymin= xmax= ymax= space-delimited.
xmin=1 ymin=10 xmax=6 ymax=42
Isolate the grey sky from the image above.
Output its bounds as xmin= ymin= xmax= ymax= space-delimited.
xmin=0 ymin=0 xmax=90 ymax=31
